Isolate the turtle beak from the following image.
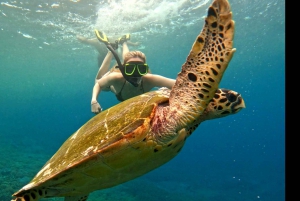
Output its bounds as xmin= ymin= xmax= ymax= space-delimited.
xmin=232 ymin=94 xmax=246 ymax=113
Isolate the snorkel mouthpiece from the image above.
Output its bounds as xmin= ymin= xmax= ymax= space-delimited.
xmin=130 ymin=82 xmax=139 ymax=87
xmin=126 ymin=76 xmax=142 ymax=87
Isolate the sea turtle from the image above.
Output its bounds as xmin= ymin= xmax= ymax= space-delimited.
xmin=12 ymin=0 xmax=244 ymax=200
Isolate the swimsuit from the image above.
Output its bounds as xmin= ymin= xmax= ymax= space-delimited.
xmin=115 ymin=80 xmax=144 ymax=101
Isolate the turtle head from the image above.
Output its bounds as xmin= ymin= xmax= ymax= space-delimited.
xmin=204 ymin=88 xmax=245 ymax=121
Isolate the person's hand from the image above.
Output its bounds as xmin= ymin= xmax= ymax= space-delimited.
xmin=91 ymin=101 xmax=102 ymax=114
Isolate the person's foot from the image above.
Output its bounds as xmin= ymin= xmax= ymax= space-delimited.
xmin=116 ymin=34 xmax=130 ymax=45
xmin=110 ymin=42 xmax=118 ymax=50
xmin=76 ymin=35 xmax=87 ymax=43
xmin=95 ymin=29 xmax=110 ymax=45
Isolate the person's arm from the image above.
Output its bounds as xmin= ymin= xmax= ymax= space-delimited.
xmin=91 ymin=72 xmax=114 ymax=114
xmin=91 ymin=82 xmax=102 ymax=114
xmin=95 ymin=51 xmax=113 ymax=80
xmin=91 ymin=82 xmax=101 ymax=104
xmin=147 ymin=74 xmax=176 ymax=89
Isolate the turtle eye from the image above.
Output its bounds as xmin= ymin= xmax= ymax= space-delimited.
xmin=226 ymin=92 xmax=238 ymax=102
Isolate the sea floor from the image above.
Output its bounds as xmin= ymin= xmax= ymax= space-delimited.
xmin=1 ymin=138 xmax=283 ymax=201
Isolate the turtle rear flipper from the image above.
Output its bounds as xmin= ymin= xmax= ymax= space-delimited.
xmin=11 ymin=187 xmax=59 ymax=201
xmin=11 ymin=189 xmax=89 ymax=201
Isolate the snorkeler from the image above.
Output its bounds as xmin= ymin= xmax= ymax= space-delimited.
xmin=91 ymin=30 xmax=175 ymax=114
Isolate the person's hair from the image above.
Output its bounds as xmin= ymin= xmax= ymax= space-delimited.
xmin=110 ymin=50 xmax=151 ymax=73
xmin=123 ymin=51 xmax=146 ymax=64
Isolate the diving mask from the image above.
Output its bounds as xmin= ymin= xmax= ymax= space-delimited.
xmin=124 ymin=62 xmax=148 ymax=76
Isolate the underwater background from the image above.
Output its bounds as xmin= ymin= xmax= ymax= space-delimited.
xmin=0 ymin=0 xmax=285 ymax=200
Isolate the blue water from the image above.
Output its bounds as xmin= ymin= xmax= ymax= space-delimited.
xmin=0 ymin=0 xmax=285 ymax=201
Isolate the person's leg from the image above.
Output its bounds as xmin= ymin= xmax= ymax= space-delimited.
xmin=95 ymin=51 xmax=113 ymax=81
xmin=77 ymin=36 xmax=98 ymax=47
xmin=77 ymin=36 xmax=107 ymax=55
xmin=116 ymin=34 xmax=130 ymax=61
xmin=97 ymin=54 xmax=105 ymax=69
xmin=122 ymin=42 xmax=130 ymax=61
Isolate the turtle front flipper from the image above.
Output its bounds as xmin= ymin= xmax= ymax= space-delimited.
xmin=169 ymin=0 xmax=235 ymax=127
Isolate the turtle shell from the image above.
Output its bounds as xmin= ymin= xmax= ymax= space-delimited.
xmin=15 ymin=89 xmax=171 ymax=197
xmin=13 ymin=87 xmax=245 ymax=199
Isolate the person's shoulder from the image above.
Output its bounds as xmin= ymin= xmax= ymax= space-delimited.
xmin=97 ymin=71 xmax=120 ymax=82
xmin=103 ymin=71 xmax=124 ymax=82
xmin=109 ymin=71 xmax=123 ymax=77
xmin=97 ymin=73 xmax=123 ymax=88
xmin=142 ymin=74 xmax=153 ymax=81
xmin=144 ymin=73 xmax=167 ymax=79
xmin=143 ymin=74 xmax=162 ymax=85
xmin=143 ymin=74 xmax=175 ymax=86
